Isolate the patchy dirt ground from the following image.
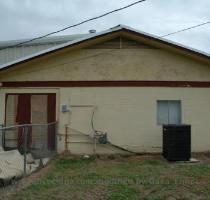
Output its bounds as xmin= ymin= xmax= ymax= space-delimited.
xmin=1 ymin=153 xmax=210 ymax=200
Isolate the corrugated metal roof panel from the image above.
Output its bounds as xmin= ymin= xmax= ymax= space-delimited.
xmin=0 ymin=34 xmax=89 ymax=65
xmin=0 ymin=34 xmax=89 ymax=47
xmin=0 ymin=44 xmax=57 ymax=65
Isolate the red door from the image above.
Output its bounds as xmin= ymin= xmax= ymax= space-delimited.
xmin=16 ymin=94 xmax=32 ymax=149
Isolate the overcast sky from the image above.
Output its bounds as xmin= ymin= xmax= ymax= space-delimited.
xmin=0 ymin=0 xmax=209 ymax=53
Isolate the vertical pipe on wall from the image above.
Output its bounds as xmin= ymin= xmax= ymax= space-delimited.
xmin=65 ymin=125 xmax=68 ymax=152
xmin=93 ymin=136 xmax=96 ymax=155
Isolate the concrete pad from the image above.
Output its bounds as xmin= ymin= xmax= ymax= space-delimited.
xmin=189 ymin=158 xmax=200 ymax=163
xmin=175 ymin=158 xmax=200 ymax=164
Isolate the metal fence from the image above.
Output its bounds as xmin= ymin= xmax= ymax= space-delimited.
xmin=0 ymin=122 xmax=57 ymax=177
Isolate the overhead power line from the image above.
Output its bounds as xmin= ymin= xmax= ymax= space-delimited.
xmin=0 ymin=0 xmax=146 ymax=50
xmin=161 ymin=21 xmax=210 ymax=38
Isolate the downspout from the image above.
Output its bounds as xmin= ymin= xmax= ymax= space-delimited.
xmin=65 ymin=125 xmax=68 ymax=152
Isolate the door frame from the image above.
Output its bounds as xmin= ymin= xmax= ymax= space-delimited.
xmin=5 ymin=93 xmax=57 ymax=150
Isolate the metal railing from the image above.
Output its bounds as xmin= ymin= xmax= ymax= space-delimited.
xmin=0 ymin=122 xmax=57 ymax=176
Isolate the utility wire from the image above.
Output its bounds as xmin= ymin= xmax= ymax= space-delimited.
xmin=161 ymin=21 xmax=210 ymax=38
xmin=0 ymin=0 xmax=146 ymax=50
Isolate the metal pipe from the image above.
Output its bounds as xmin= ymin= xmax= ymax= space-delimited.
xmin=0 ymin=122 xmax=57 ymax=130
xmin=65 ymin=126 xmax=92 ymax=137
xmin=70 ymin=105 xmax=96 ymax=108
xmin=65 ymin=125 xmax=68 ymax=152
xmin=93 ymin=136 xmax=97 ymax=155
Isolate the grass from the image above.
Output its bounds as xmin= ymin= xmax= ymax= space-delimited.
xmin=5 ymin=154 xmax=210 ymax=200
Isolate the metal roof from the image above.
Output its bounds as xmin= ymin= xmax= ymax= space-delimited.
xmin=0 ymin=34 xmax=89 ymax=47
xmin=0 ymin=24 xmax=209 ymax=71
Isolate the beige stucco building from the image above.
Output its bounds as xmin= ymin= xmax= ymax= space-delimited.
xmin=0 ymin=25 xmax=210 ymax=154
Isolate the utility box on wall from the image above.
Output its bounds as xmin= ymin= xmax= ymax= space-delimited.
xmin=61 ymin=104 xmax=68 ymax=113
xmin=163 ymin=124 xmax=191 ymax=161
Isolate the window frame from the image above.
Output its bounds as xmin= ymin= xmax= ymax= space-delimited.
xmin=157 ymin=100 xmax=182 ymax=125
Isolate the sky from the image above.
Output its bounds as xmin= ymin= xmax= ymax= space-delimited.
xmin=0 ymin=0 xmax=209 ymax=53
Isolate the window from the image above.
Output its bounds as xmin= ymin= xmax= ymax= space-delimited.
xmin=157 ymin=100 xmax=181 ymax=125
